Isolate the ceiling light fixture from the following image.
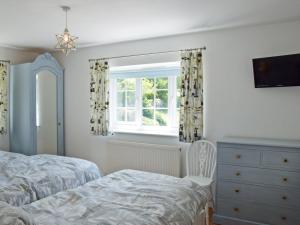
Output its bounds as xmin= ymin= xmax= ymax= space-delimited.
xmin=55 ymin=6 xmax=78 ymax=56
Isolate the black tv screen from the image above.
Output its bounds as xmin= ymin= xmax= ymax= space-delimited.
xmin=253 ymin=53 xmax=300 ymax=88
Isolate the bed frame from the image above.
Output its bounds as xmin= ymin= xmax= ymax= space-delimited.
xmin=208 ymin=207 xmax=213 ymax=225
xmin=193 ymin=206 xmax=213 ymax=225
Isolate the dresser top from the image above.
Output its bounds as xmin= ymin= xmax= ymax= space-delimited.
xmin=219 ymin=136 xmax=300 ymax=148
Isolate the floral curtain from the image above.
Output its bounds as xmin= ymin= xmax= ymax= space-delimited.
xmin=179 ymin=50 xmax=204 ymax=143
xmin=0 ymin=61 xmax=9 ymax=135
xmin=89 ymin=59 xmax=110 ymax=136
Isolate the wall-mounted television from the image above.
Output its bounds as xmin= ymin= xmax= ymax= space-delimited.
xmin=252 ymin=53 xmax=300 ymax=88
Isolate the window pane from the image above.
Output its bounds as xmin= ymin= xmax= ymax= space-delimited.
xmin=156 ymin=90 xmax=168 ymax=107
xmin=125 ymin=78 xmax=136 ymax=90
xmin=142 ymin=78 xmax=154 ymax=107
xmin=155 ymin=109 xmax=168 ymax=126
xmin=127 ymin=91 xmax=135 ymax=107
xmin=142 ymin=109 xmax=154 ymax=125
xmin=117 ymin=78 xmax=136 ymax=90
xmin=117 ymin=91 xmax=125 ymax=107
xmin=142 ymin=78 xmax=154 ymax=91
xmin=117 ymin=108 xmax=125 ymax=121
xmin=156 ymin=77 xmax=168 ymax=89
xmin=117 ymin=79 xmax=126 ymax=90
xmin=142 ymin=93 xmax=154 ymax=108
xmin=127 ymin=109 xmax=136 ymax=122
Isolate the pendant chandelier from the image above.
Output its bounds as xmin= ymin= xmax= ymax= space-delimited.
xmin=55 ymin=6 xmax=78 ymax=56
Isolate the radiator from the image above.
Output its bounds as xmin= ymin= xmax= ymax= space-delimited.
xmin=107 ymin=140 xmax=181 ymax=177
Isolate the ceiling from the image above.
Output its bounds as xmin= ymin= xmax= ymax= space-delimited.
xmin=1 ymin=0 xmax=300 ymax=50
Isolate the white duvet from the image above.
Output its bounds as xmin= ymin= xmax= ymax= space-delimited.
xmin=0 ymin=151 xmax=101 ymax=206
xmin=0 ymin=169 xmax=210 ymax=225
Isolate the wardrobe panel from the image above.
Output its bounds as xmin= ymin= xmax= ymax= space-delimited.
xmin=10 ymin=63 xmax=35 ymax=155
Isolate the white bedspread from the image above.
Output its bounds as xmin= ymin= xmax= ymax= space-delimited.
xmin=0 ymin=151 xmax=101 ymax=206
xmin=11 ymin=170 xmax=211 ymax=225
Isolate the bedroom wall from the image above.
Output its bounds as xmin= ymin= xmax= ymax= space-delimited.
xmin=54 ymin=20 xmax=300 ymax=175
xmin=0 ymin=47 xmax=39 ymax=151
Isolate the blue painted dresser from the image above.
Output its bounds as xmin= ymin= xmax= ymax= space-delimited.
xmin=214 ymin=137 xmax=300 ymax=225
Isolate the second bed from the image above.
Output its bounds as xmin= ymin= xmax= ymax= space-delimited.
xmin=0 ymin=150 xmax=101 ymax=206
xmin=0 ymin=169 xmax=211 ymax=225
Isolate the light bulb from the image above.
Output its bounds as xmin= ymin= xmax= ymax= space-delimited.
xmin=63 ymin=33 xmax=69 ymax=42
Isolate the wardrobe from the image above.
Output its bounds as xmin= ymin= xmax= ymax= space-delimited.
xmin=10 ymin=53 xmax=64 ymax=156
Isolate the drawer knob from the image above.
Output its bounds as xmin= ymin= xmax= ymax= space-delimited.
xmin=283 ymin=158 xmax=288 ymax=163
xmin=282 ymin=177 xmax=288 ymax=182
xmin=236 ymin=172 xmax=241 ymax=176
xmin=233 ymin=207 xmax=239 ymax=212
xmin=236 ymin=154 xmax=241 ymax=159
xmin=235 ymin=189 xmax=240 ymax=193
xmin=282 ymin=196 xmax=287 ymax=200
xmin=281 ymin=216 xmax=287 ymax=221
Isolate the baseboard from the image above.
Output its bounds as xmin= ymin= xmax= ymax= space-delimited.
xmin=213 ymin=214 xmax=268 ymax=225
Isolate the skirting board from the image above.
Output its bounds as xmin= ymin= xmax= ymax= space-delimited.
xmin=214 ymin=214 xmax=268 ymax=225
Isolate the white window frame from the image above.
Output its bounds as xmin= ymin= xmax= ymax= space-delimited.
xmin=109 ymin=62 xmax=180 ymax=136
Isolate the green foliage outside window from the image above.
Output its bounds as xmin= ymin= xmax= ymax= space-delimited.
xmin=116 ymin=76 xmax=179 ymax=126
xmin=142 ymin=77 xmax=168 ymax=126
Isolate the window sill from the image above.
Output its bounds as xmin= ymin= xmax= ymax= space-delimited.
xmin=112 ymin=129 xmax=178 ymax=137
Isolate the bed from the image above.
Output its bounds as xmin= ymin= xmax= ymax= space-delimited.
xmin=0 ymin=150 xmax=101 ymax=206
xmin=0 ymin=170 xmax=211 ymax=225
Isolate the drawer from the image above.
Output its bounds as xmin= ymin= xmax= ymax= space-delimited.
xmin=218 ymin=165 xmax=300 ymax=188
xmin=217 ymin=199 xmax=300 ymax=225
xmin=218 ymin=181 xmax=300 ymax=208
xmin=262 ymin=151 xmax=300 ymax=171
xmin=218 ymin=147 xmax=260 ymax=166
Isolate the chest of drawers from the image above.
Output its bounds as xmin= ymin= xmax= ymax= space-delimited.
xmin=214 ymin=138 xmax=300 ymax=225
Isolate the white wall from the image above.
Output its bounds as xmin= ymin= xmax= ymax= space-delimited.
xmin=0 ymin=47 xmax=39 ymax=151
xmin=55 ymin=20 xmax=300 ymax=175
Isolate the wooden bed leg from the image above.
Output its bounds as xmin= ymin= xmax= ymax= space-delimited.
xmin=208 ymin=207 xmax=213 ymax=225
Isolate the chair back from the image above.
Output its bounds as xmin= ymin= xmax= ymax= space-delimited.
xmin=186 ymin=140 xmax=216 ymax=179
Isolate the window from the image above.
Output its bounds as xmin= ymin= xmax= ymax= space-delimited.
xmin=110 ymin=62 xmax=180 ymax=136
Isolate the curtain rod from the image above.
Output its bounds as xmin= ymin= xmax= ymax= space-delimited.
xmin=0 ymin=60 xmax=10 ymax=63
xmin=89 ymin=46 xmax=206 ymax=61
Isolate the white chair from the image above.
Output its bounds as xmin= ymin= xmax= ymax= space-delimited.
xmin=186 ymin=140 xmax=216 ymax=185
xmin=185 ymin=140 xmax=217 ymax=225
